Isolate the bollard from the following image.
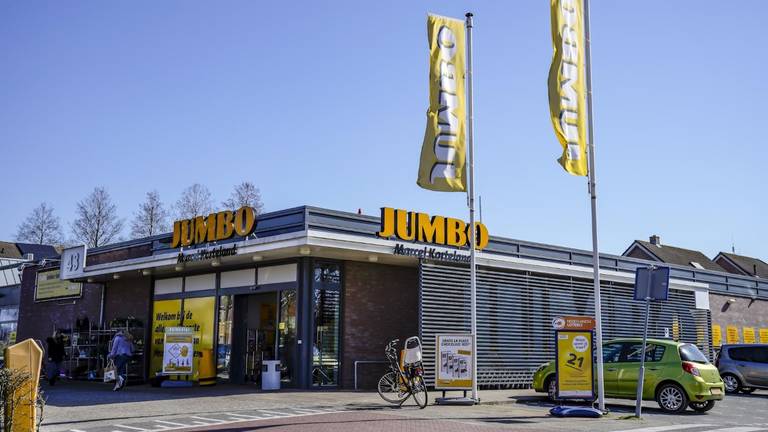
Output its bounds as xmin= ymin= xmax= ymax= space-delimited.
xmin=3 ymin=338 xmax=43 ymax=431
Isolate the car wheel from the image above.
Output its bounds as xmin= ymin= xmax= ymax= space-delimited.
xmin=740 ymin=388 xmax=755 ymax=394
xmin=546 ymin=376 xmax=557 ymax=401
xmin=689 ymin=400 xmax=715 ymax=413
xmin=721 ymin=373 xmax=742 ymax=394
xmin=656 ymin=383 xmax=689 ymax=414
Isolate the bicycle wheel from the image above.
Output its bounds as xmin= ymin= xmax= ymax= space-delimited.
xmin=377 ymin=371 xmax=408 ymax=404
xmin=410 ymin=375 xmax=429 ymax=409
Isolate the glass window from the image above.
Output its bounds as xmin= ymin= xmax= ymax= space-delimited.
xmin=217 ymin=296 xmax=234 ymax=380
xmin=278 ymin=290 xmax=297 ymax=385
xmin=728 ymin=347 xmax=758 ymax=362
xmin=679 ymin=344 xmax=709 ymax=364
xmin=603 ymin=343 xmax=624 ymax=363
xmin=150 ymin=300 xmax=182 ymax=375
xmin=183 ymin=297 xmax=216 ymax=381
xmin=313 ymin=262 xmax=341 ymax=386
xmin=622 ymin=343 xmax=666 ymax=362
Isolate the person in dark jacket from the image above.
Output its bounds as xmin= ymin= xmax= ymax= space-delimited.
xmin=46 ymin=333 xmax=65 ymax=385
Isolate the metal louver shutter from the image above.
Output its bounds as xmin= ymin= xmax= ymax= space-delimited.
xmin=419 ymin=261 xmax=712 ymax=388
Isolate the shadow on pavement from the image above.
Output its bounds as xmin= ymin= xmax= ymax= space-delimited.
xmin=41 ymin=380 xmax=341 ymax=408
xmin=507 ymin=394 xmax=717 ymax=417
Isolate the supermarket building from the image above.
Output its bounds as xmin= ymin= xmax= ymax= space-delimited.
xmin=16 ymin=205 xmax=768 ymax=389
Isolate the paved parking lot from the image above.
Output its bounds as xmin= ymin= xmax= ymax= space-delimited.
xmin=40 ymin=382 xmax=768 ymax=432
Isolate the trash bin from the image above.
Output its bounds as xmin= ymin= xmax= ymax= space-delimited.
xmin=261 ymin=360 xmax=280 ymax=390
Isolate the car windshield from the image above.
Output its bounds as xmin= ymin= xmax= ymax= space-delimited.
xmin=679 ymin=344 xmax=708 ymax=364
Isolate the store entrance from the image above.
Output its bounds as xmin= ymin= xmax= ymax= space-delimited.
xmin=221 ymin=290 xmax=297 ymax=388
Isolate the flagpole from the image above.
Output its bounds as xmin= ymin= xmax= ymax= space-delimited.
xmin=465 ymin=11 xmax=479 ymax=403
xmin=582 ymin=0 xmax=605 ymax=412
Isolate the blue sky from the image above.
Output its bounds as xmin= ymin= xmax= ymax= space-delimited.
xmin=1 ymin=1 xmax=766 ymax=259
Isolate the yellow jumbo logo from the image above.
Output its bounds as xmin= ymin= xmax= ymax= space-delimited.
xmin=171 ymin=206 xmax=256 ymax=248
xmin=377 ymin=207 xmax=489 ymax=250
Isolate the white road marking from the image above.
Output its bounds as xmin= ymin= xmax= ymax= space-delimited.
xmin=611 ymin=425 xmax=715 ymax=432
xmin=256 ymin=409 xmax=293 ymax=416
xmin=154 ymin=419 xmax=190 ymax=427
xmin=113 ymin=426 xmax=147 ymax=431
xmin=190 ymin=415 xmax=226 ymax=423
xmin=707 ymin=428 xmax=768 ymax=432
xmin=224 ymin=412 xmax=264 ymax=419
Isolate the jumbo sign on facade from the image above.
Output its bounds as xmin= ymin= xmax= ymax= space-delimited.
xmin=376 ymin=207 xmax=489 ymax=250
xmin=171 ymin=206 xmax=257 ymax=248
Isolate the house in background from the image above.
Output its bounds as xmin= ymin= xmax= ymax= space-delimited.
xmin=622 ymin=235 xmax=725 ymax=271
xmin=713 ymin=252 xmax=768 ymax=278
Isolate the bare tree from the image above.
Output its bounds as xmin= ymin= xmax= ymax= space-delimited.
xmin=130 ymin=190 xmax=169 ymax=239
xmin=175 ymin=183 xmax=214 ymax=219
xmin=15 ymin=202 xmax=63 ymax=245
xmin=222 ymin=181 xmax=264 ymax=214
xmin=71 ymin=187 xmax=124 ymax=248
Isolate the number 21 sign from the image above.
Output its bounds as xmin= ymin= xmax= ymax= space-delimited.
xmin=553 ymin=315 xmax=595 ymax=400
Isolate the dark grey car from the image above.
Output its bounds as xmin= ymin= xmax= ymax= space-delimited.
xmin=716 ymin=344 xmax=768 ymax=393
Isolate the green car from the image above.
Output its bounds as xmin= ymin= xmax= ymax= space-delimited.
xmin=532 ymin=338 xmax=725 ymax=413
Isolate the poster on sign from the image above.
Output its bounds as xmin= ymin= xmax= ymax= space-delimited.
xmin=552 ymin=316 xmax=595 ymax=400
xmin=162 ymin=327 xmax=194 ymax=375
xmin=435 ymin=334 xmax=474 ymax=390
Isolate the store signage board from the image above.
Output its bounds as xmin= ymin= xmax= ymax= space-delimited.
xmin=162 ymin=326 xmax=194 ymax=375
xmin=377 ymin=207 xmax=489 ymax=250
xmin=712 ymin=324 xmax=722 ymax=347
xmin=171 ymin=206 xmax=257 ymax=248
xmin=553 ymin=322 xmax=594 ymax=400
xmin=176 ymin=244 xmax=238 ymax=264
xmin=434 ymin=334 xmax=474 ymax=390
xmin=393 ymin=244 xmax=470 ymax=264
xmin=60 ymin=245 xmax=87 ymax=280
xmin=35 ymin=268 xmax=82 ymax=302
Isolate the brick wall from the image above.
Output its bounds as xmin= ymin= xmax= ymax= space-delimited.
xmin=17 ymin=266 xmax=103 ymax=347
xmin=710 ymin=293 xmax=768 ymax=343
xmin=341 ymin=261 xmax=418 ymax=389
xmin=103 ymin=276 xmax=151 ymax=326
xmin=88 ymin=243 xmax=152 ymax=266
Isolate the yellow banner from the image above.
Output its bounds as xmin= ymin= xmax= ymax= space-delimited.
xmin=417 ymin=14 xmax=467 ymax=192
xmin=548 ymin=0 xmax=588 ymax=176
xmin=760 ymin=328 xmax=768 ymax=344
xmin=743 ymin=327 xmax=756 ymax=344
xmin=712 ymin=324 xmax=722 ymax=347
xmin=726 ymin=325 xmax=740 ymax=344
xmin=556 ymin=330 xmax=593 ymax=398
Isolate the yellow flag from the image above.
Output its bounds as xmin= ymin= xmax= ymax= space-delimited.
xmin=548 ymin=0 xmax=588 ymax=176
xmin=417 ymin=14 xmax=467 ymax=192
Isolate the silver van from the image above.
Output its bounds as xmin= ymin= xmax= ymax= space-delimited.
xmin=716 ymin=344 xmax=768 ymax=393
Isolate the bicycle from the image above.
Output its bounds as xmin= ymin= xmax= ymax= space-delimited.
xmin=376 ymin=337 xmax=428 ymax=409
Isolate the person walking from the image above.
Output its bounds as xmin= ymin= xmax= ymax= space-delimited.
xmin=46 ymin=332 xmax=65 ymax=386
xmin=108 ymin=331 xmax=133 ymax=391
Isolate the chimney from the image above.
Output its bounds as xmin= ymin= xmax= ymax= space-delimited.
xmin=649 ymin=235 xmax=661 ymax=246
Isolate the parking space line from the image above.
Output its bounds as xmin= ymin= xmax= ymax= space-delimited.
xmin=224 ymin=412 xmax=264 ymax=419
xmin=189 ymin=415 xmax=226 ymax=423
xmin=114 ymin=426 xmax=148 ymax=431
xmin=611 ymin=425 xmax=715 ymax=432
xmin=154 ymin=419 xmax=190 ymax=427
xmin=707 ymin=428 xmax=768 ymax=432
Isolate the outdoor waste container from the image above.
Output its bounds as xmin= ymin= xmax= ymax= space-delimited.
xmin=261 ymin=360 xmax=280 ymax=390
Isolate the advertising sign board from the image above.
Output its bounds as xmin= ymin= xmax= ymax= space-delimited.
xmin=555 ymin=330 xmax=594 ymax=399
xmin=434 ymin=334 xmax=474 ymax=390
xmin=162 ymin=327 xmax=194 ymax=375
xmin=35 ymin=269 xmax=82 ymax=302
